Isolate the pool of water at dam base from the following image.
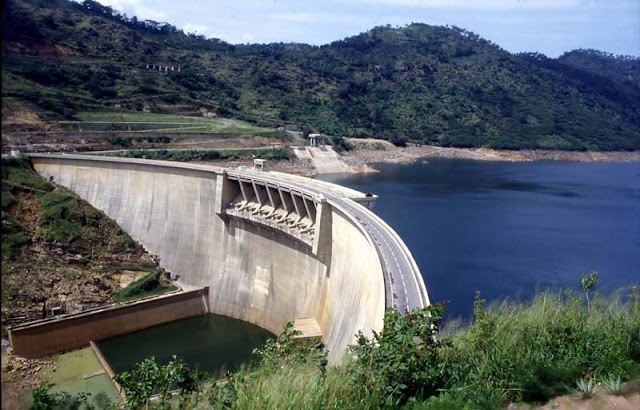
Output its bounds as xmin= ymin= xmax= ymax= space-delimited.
xmin=318 ymin=158 xmax=640 ymax=320
xmin=97 ymin=314 xmax=274 ymax=376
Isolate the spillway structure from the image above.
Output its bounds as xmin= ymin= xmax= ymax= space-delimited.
xmin=29 ymin=154 xmax=430 ymax=363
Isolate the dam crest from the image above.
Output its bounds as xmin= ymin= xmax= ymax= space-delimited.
xmin=28 ymin=154 xmax=429 ymax=363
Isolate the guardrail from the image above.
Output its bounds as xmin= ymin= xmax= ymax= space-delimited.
xmin=25 ymin=154 xmax=429 ymax=313
xmin=344 ymin=198 xmax=430 ymax=310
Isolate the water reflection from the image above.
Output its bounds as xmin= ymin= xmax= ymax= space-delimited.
xmin=98 ymin=314 xmax=274 ymax=377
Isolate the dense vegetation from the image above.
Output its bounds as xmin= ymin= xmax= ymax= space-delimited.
xmin=1 ymin=156 xmax=159 ymax=332
xmin=99 ymin=147 xmax=295 ymax=162
xmin=32 ymin=277 xmax=640 ymax=409
xmin=1 ymin=156 xmax=134 ymax=252
xmin=112 ymin=270 xmax=177 ymax=303
xmin=3 ymin=0 xmax=639 ymax=150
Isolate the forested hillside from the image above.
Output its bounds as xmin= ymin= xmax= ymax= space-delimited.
xmin=2 ymin=0 xmax=639 ymax=150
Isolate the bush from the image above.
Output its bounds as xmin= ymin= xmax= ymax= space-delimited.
xmin=390 ymin=135 xmax=408 ymax=147
xmin=330 ymin=135 xmax=354 ymax=152
xmin=253 ymin=321 xmax=326 ymax=370
xmin=438 ymin=289 xmax=640 ymax=406
xmin=29 ymin=280 xmax=640 ymax=409
xmin=37 ymin=191 xmax=84 ymax=243
xmin=113 ymin=356 xmax=203 ymax=409
xmin=410 ymin=392 xmax=474 ymax=410
xmin=1 ymin=157 xmax=54 ymax=193
xmin=112 ymin=270 xmax=177 ymax=302
xmin=106 ymin=136 xmax=132 ymax=147
xmin=348 ymin=303 xmax=448 ymax=406
xmin=1 ymin=187 xmax=17 ymax=210
xmin=102 ymin=147 xmax=295 ymax=162
xmin=30 ymin=384 xmax=92 ymax=410
xmin=1 ymin=232 xmax=29 ymax=259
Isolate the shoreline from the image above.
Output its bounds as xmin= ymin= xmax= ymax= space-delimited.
xmin=341 ymin=141 xmax=640 ymax=174
xmin=197 ymin=145 xmax=640 ymax=177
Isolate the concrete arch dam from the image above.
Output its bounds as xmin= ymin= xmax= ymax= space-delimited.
xmin=29 ymin=154 xmax=430 ymax=363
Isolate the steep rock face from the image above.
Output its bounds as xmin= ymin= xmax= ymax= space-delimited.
xmin=1 ymin=158 xmax=159 ymax=330
xmin=2 ymin=0 xmax=639 ymax=150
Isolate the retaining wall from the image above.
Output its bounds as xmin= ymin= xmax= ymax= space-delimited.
xmin=9 ymin=288 xmax=209 ymax=358
xmin=30 ymin=155 xmax=387 ymax=363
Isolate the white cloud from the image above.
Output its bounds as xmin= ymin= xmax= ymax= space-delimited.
xmin=334 ymin=0 xmax=629 ymax=10
xmin=87 ymin=0 xmax=638 ymax=55
xmin=183 ymin=23 xmax=209 ymax=35
xmin=95 ymin=0 xmax=168 ymax=21
xmin=240 ymin=32 xmax=256 ymax=43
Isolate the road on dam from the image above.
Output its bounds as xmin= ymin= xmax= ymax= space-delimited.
xmin=26 ymin=153 xmax=431 ymax=360
xmin=231 ymin=169 xmax=430 ymax=313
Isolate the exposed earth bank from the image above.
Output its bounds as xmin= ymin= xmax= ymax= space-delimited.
xmin=197 ymin=142 xmax=640 ymax=178
xmin=341 ymin=138 xmax=640 ymax=173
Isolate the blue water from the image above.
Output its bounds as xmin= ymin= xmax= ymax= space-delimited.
xmin=318 ymin=159 xmax=640 ymax=319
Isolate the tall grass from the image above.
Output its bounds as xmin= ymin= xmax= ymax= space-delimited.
xmin=207 ymin=288 xmax=639 ymax=409
xmin=1 ymin=156 xmax=54 ymax=193
xmin=436 ymin=290 xmax=640 ymax=407
xmin=34 ymin=285 xmax=640 ymax=409
xmin=2 ymin=158 xmax=138 ymax=251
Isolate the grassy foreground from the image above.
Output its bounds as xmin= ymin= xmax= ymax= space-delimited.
xmin=31 ymin=279 xmax=640 ymax=409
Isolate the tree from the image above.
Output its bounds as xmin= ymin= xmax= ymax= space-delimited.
xmin=580 ymin=271 xmax=599 ymax=310
xmin=348 ymin=303 xmax=448 ymax=406
xmin=113 ymin=356 xmax=202 ymax=409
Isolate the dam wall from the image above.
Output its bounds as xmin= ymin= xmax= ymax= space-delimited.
xmin=29 ymin=155 xmax=398 ymax=362
xmin=9 ymin=288 xmax=209 ymax=358
xmin=318 ymin=203 xmax=385 ymax=355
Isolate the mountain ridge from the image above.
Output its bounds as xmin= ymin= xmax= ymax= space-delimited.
xmin=2 ymin=0 xmax=639 ymax=151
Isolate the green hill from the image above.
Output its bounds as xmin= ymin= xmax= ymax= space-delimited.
xmin=2 ymin=0 xmax=639 ymax=150
xmin=1 ymin=156 xmax=162 ymax=331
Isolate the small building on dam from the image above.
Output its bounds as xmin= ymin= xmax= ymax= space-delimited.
xmin=25 ymin=154 xmax=430 ymax=364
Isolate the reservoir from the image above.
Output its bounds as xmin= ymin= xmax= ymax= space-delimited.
xmin=318 ymin=158 xmax=640 ymax=319
xmin=97 ymin=314 xmax=274 ymax=376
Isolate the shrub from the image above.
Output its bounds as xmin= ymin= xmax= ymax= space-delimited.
xmin=106 ymin=136 xmax=132 ymax=147
xmin=253 ymin=321 xmax=326 ymax=370
xmin=348 ymin=303 xmax=448 ymax=406
xmin=1 ymin=187 xmax=17 ymax=210
xmin=1 ymin=232 xmax=29 ymax=259
xmin=112 ymin=271 xmax=177 ymax=302
xmin=410 ymin=391 xmax=474 ymax=410
xmin=38 ymin=191 xmax=84 ymax=243
xmin=575 ymin=378 xmax=596 ymax=399
xmin=1 ymin=157 xmax=54 ymax=192
xmin=102 ymin=147 xmax=295 ymax=162
xmin=439 ymin=289 xmax=640 ymax=406
xmin=30 ymin=384 xmax=92 ymax=410
xmin=330 ymin=135 xmax=354 ymax=152
xmin=114 ymin=356 xmax=203 ymax=409
xmin=601 ymin=375 xmax=622 ymax=395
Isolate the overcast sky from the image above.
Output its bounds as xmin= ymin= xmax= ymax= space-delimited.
xmin=95 ymin=0 xmax=639 ymax=57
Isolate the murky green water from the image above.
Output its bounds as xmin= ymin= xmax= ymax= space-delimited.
xmin=97 ymin=314 xmax=274 ymax=377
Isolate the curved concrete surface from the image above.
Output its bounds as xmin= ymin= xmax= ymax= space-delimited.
xmin=28 ymin=154 xmax=430 ymax=363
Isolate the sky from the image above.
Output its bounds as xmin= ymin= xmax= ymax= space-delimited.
xmin=95 ymin=0 xmax=639 ymax=57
